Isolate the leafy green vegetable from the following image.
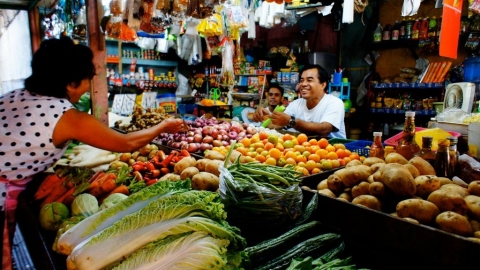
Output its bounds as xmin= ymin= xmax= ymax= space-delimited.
xmin=57 ymin=180 xmax=191 ymax=255
xmin=71 ymin=193 xmax=99 ymax=217
xmin=98 ymin=193 xmax=128 ymax=211
xmin=112 ymin=232 xmax=233 ymax=270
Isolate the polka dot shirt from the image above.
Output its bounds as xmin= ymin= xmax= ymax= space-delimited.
xmin=0 ymin=89 xmax=74 ymax=182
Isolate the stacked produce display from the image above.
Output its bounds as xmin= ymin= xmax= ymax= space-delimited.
xmin=20 ymin=113 xmax=480 ymax=269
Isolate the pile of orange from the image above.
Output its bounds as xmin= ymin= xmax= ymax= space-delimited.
xmin=212 ymin=133 xmax=364 ymax=176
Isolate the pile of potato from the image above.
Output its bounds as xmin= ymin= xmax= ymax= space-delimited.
xmin=308 ymin=153 xmax=480 ymax=241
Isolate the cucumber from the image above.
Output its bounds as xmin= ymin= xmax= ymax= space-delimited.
xmin=245 ymin=220 xmax=322 ymax=263
xmin=256 ymin=233 xmax=342 ymax=270
xmin=294 ymin=192 xmax=319 ymax=227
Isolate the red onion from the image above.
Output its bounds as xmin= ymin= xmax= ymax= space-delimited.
xmin=200 ymin=143 xmax=212 ymax=151
xmin=172 ymin=142 xmax=182 ymax=148
xmin=228 ymin=131 xmax=238 ymax=140
xmin=186 ymin=136 xmax=194 ymax=143
xmin=187 ymin=143 xmax=198 ymax=152
xmin=202 ymin=126 xmax=213 ymax=136
xmin=212 ymin=140 xmax=223 ymax=147
xmin=246 ymin=126 xmax=257 ymax=135
xmin=216 ymin=134 xmax=223 ymax=141
xmin=202 ymin=136 xmax=214 ymax=144
xmin=222 ymin=140 xmax=230 ymax=147
xmin=193 ymin=134 xmax=203 ymax=143
xmin=211 ymin=129 xmax=219 ymax=138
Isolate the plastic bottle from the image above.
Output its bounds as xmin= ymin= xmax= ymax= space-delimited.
xmin=382 ymin=22 xmax=392 ymax=41
xmin=447 ymin=136 xmax=459 ymax=178
xmin=396 ymin=111 xmax=421 ymax=160
xmin=392 ymin=21 xmax=400 ymax=41
xmin=370 ymin=132 xmax=385 ymax=159
xmin=414 ymin=136 xmax=436 ymax=167
xmin=434 ymin=139 xmax=451 ymax=178
xmin=406 ymin=18 xmax=413 ymax=40
xmin=383 ymin=122 xmax=390 ymax=136
xmin=374 ymin=23 xmax=382 ymax=43
xmin=399 ymin=19 xmax=407 ymax=40
xmin=411 ymin=19 xmax=420 ymax=40
xmin=428 ymin=16 xmax=437 ymax=41
xmin=419 ymin=17 xmax=429 ymax=40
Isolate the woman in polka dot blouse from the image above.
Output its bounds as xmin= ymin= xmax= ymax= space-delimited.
xmin=0 ymin=37 xmax=185 ymax=268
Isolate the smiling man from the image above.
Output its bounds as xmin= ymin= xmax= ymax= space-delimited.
xmin=253 ymin=64 xmax=346 ymax=138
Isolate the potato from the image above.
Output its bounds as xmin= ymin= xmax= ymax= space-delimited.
xmin=475 ymin=231 xmax=480 ymax=238
xmin=427 ymin=189 xmax=468 ymax=215
xmin=174 ymin=157 xmax=197 ymax=175
xmin=414 ymin=175 xmax=441 ymax=198
xmin=352 ymin=195 xmax=382 ymax=211
xmin=204 ymin=160 xmax=224 ymax=177
xmin=204 ymin=150 xmax=225 ymax=160
xmin=337 ymin=198 xmax=349 ymax=202
xmin=438 ymin=177 xmax=453 ymax=186
xmin=467 ymin=237 xmax=480 ymax=244
xmin=379 ymin=163 xmax=416 ymax=197
xmin=362 ymin=157 xmax=385 ymax=166
xmin=346 ymin=159 xmax=362 ymax=167
xmin=351 ymin=181 xmax=370 ymax=198
xmin=318 ymin=189 xmax=336 ymax=198
xmin=196 ymin=159 xmax=210 ymax=171
xmin=468 ymin=181 xmax=480 ymax=197
xmin=191 ymin=172 xmax=220 ymax=191
xmin=316 ymin=179 xmax=328 ymax=190
xmin=440 ymin=184 xmax=469 ymax=198
xmin=470 ymin=219 xmax=480 ymax=232
xmin=334 ymin=165 xmax=372 ymax=188
xmin=436 ymin=211 xmax=473 ymax=237
xmin=403 ymin=164 xmax=420 ymax=179
xmin=402 ymin=217 xmax=420 ymax=225
xmin=228 ymin=150 xmax=242 ymax=163
xmin=327 ymin=174 xmax=344 ymax=194
xmin=396 ymin=199 xmax=440 ymax=224
xmin=385 ymin=153 xmax=408 ymax=164
xmin=180 ymin=167 xmax=199 ymax=180
xmin=465 ymin=195 xmax=480 ymax=220
xmin=368 ymin=181 xmax=386 ymax=197
xmin=370 ymin=163 xmax=386 ymax=173
xmin=408 ymin=156 xmax=436 ymax=175
xmin=338 ymin=192 xmax=352 ymax=202
xmin=159 ymin=173 xmax=181 ymax=182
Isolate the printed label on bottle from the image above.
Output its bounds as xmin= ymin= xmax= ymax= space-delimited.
xmin=392 ymin=30 xmax=399 ymax=40
xmin=374 ymin=33 xmax=382 ymax=42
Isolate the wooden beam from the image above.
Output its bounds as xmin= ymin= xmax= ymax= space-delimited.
xmin=28 ymin=7 xmax=41 ymax=53
xmin=86 ymin=0 xmax=109 ymax=125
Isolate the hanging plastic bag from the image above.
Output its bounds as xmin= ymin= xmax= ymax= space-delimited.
xmin=219 ymin=38 xmax=236 ymax=86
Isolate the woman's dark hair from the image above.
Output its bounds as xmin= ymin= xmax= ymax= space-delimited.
xmin=300 ymin=64 xmax=330 ymax=90
xmin=268 ymin=83 xmax=285 ymax=96
xmin=24 ymin=36 xmax=96 ymax=99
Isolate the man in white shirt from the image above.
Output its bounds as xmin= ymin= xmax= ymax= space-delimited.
xmin=253 ymin=64 xmax=346 ymax=138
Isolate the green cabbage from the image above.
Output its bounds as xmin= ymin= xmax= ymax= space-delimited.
xmin=98 ymin=193 xmax=128 ymax=211
xmin=71 ymin=193 xmax=98 ymax=217
xmin=39 ymin=202 xmax=70 ymax=231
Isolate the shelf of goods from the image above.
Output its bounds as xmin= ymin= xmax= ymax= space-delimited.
xmin=232 ymin=74 xmax=266 ymax=104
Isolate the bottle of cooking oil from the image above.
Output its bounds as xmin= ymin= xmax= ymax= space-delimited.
xmin=370 ymin=132 xmax=385 ymax=159
xmin=396 ymin=111 xmax=421 ymax=160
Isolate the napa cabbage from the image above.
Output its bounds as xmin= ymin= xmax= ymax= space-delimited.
xmin=98 ymin=193 xmax=128 ymax=211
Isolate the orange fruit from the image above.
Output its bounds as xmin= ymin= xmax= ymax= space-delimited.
xmin=259 ymin=131 xmax=269 ymax=140
xmin=276 ymin=143 xmax=285 ymax=151
xmin=325 ymin=144 xmax=336 ymax=152
xmin=335 ymin=148 xmax=346 ymax=159
xmin=294 ymin=145 xmax=306 ymax=153
xmin=311 ymin=167 xmax=321 ymax=174
xmin=285 ymin=157 xmax=297 ymax=165
xmin=256 ymin=147 xmax=265 ymax=154
xmin=349 ymin=153 xmax=360 ymax=160
xmin=283 ymin=140 xmax=295 ymax=149
xmin=295 ymin=166 xmax=310 ymax=176
xmin=255 ymin=155 xmax=266 ymax=163
xmin=309 ymin=145 xmax=320 ymax=154
xmin=334 ymin=143 xmax=346 ymax=150
xmin=308 ymin=153 xmax=321 ymax=163
xmin=236 ymin=147 xmax=248 ymax=156
xmin=285 ymin=151 xmax=297 ymax=160
xmin=297 ymin=133 xmax=308 ymax=145
xmin=265 ymin=157 xmax=277 ymax=166
xmin=302 ymin=142 xmax=311 ymax=147
xmin=344 ymin=149 xmax=352 ymax=156
xmin=269 ymin=148 xmax=283 ymax=159
xmin=240 ymin=138 xmax=251 ymax=148
xmin=302 ymin=151 xmax=311 ymax=158
xmin=331 ymin=159 xmax=341 ymax=168
xmin=305 ymin=160 xmax=317 ymax=171
xmin=251 ymin=134 xmax=260 ymax=143
xmin=261 ymin=150 xmax=269 ymax=157
xmin=318 ymin=138 xmax=329 ymax=149
xmin=343 ymin=157 xmax=352 ymax=164
xmin=264 ymin=142 xmax=275 ymax=151
xmin=282 ymin=134 xmax=293 ymax=141
xmin=338 ymin=158 xmax=346 ymax=166
xmin=360 ymin=156 xmax=366 ymax=162
xmin=326 ymin=151 xmax=338 ymax=160
xmin=315 ymin=149 xmax=329 ymax=159
xmin=308 ymin=138 xmax=318 ymax=146
xmin=247 ymin=151 xmax=258 ymax=158
xmin=297 ymin=161 xmax=306 ymax=168
xmin=296 ymin=154 xmax=307 ymax=163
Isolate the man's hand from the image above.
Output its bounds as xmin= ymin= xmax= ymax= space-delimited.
xmin=252 ymin=107 xmax=271 ymax=122
xmin=270 ymin=112 xmax=291 ymax=127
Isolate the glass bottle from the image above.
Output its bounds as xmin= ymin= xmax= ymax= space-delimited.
xmin=447 ymin=136 xmax=459 ymax=178
xmin=382 ymin=22 xmax=392 ymax=41
xmin=374 ymin=23 xmax=382 ymax=43
xmin=370 ymin=132 xmax=385 ymax=159
xmin=396 ymin=111 xmax=421 ymax=160
xmin=414 ymin=136 xmax=436 ymax=167
xmin=392 ymin=20 xmax=400 ymax=41
xmin=434 ymin=139 xmax=451 ymax=178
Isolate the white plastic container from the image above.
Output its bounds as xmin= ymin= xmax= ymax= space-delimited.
xmin=468 ymin=123 xmax=480 ymax=159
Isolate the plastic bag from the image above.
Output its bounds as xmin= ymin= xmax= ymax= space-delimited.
xmin=218 ymin=164 xmax=303 ymax=238
xmin=459 ymin=154 xmax=480 ymax=183
xmin=219 ymin=38 xmax=235 ymax=86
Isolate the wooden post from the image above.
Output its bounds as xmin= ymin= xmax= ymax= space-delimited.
xmin=28 ymin=8 xmax=41 ymax=53
xmin=86 ymin=0 xmax=109 ymax=125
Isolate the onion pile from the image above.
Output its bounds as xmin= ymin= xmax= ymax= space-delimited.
xmin=156 ymin=117 xmax=258 ymax=153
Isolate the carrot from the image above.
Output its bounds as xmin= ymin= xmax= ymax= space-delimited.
xmin=41 ymin=184 xmax=69 ymax=207
xmin=56 ymin=188 xmax=75 ymax=207
xmin=99 ymin=178 xmax=118 ymax=194
xmin=34 ymin=174 xmax=64 ymax=200
xmin=86 ymin=172 xmax=112 ymax=192
xmin=436 ymin=61 xmax=452 ymax=83
xmin=107 ymin=185 xmax=129 ymax=196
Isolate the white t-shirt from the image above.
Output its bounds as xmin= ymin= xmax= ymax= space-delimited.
xmin=284 ymin=94 xmax=346 ymax=138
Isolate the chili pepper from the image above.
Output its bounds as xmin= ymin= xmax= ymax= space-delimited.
xmin=160 ymin=151 xmax=177 ymax=168
xmin=180 ymin=149 xmax=190 ymax=157
xmin=146 ymin=179 xmax=158 ymax=186
xmin=149 ymin=169 xmax=161 ymax=178
xmin=132 ymin=171 xmax=143 ymax=181
xmin=132 ymin=164 xmax=146 ymax=172
xmin=160 ymin=168 xmax=170 ymax=175
xmin=145 ymin=162 xmax=155 ymax=172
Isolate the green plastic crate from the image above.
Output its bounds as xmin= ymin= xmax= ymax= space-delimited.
xmin=328 ymin=138 xmax=355 ymax=145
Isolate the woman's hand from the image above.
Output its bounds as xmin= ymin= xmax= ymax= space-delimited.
xmin=159 ymin=118 xmax=186 ymax=134
xmin=270 ymin=112 xmax=291 ymax=127
xmin=252 ymin=107 xmax=270 ymax=122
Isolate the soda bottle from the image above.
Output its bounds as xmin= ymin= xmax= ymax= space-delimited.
xmin=392 ymin=21 xmax=400 ymax=41
xmin=428 ymin=16 xmax=437 ymax=41
xmin=411 ymin=19 xmax=420 ymax=40
xmin=382 ymin=22 xmax=392 ymax=41
xmin=399 ymin=19 xmax=407 ymax=40
xmin=406 ymin=18 xmax=413 ymax=40
xmin=419 ymin=17 xmax=429 ymax=40
xmin=374 ymin=23 xmax=382 ymax=43
xmin=396 ymin=111 xmax=421 ymax=160
xmin=370 ymin=132 xmax=385 ymax=159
